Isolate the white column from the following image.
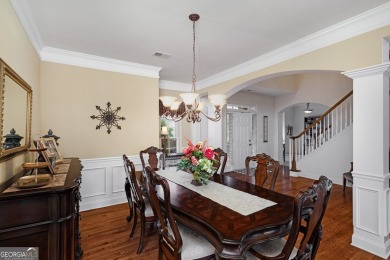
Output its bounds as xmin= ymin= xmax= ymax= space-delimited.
xmin=343 ymin=63 xmax=390 ymax=259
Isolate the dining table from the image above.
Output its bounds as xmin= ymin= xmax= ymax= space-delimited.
xmin=154 ymin=168 xmax=294 ymax=260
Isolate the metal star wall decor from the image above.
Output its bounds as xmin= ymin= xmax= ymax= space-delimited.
xmin=90 ymin=102 xmax=125 ymax=134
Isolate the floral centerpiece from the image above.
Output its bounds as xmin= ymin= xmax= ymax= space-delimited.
xmin=177 ymin=138 xmax=217 ymax=185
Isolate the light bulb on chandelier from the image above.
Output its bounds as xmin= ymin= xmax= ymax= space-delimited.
xmin=159 ymin=14 xmax=226 ymax=123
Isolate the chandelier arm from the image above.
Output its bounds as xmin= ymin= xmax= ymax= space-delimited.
xmin=199 ymin=110 xmax=221 ymax=122
xmin=172 ymin=110 xmax=189 ymax=121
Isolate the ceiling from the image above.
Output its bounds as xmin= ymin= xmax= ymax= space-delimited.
xmin=12 ymin=0 xmax=390 ymax=92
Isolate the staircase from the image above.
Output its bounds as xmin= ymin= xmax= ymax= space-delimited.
xmin=289 ymin=91 xmax=353 ymax=172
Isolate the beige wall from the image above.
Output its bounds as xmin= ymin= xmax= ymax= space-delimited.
xmin=205 ymin=25 xmax=390 ymax=96
xmin=0 ymin=0 xmax=41 ymax=185
xmin=40 ymin=62 xmax=159 ymax=159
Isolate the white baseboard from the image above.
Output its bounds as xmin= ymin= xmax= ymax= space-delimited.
xmin=352 ymin=233 xmax=390 ymax=259
xmin=80 ymin=196 xmax=128 ymax=212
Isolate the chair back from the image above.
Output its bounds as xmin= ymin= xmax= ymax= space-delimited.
xmin=140 ymin=146 xmax=163 ymax=170
xmin=283 ymin=175 xmax=333 ymax=260
xmin=213 ymin=148 xmax=227 ymax=175
xmin=161 ymin=153 xmax=184 ymax=170
xmin=245 ymin=153 xmax=280 ymax=191
xmin=123 ymin=155 xmax=147 ymax=215
xmin=144 ymin=166 xmax=183 ymax=260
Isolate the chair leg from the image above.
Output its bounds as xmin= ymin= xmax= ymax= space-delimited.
xmin=130 ymin=210 xmax=138 ymax=238
xmin=126 ymin=202 xmax=134 ymax=222
xmin=158 ymin=246 xmax=163 ymax=260
xmin=137 ymin=215 xmax=146 ymax=254
xmin=343 ymin=177 xmax=346 ymax=193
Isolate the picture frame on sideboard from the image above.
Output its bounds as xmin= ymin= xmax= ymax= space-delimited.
xmin=39 ymin=137 xmax=64 ymax=164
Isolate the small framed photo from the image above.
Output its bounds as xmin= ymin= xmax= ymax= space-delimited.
xmin=39 ymin=137 xmax=64 ymax=164
xmin=36 ymin=144 xmax=55 ymax=174
xmin=263 ymin=116 xmax=268 ymax=143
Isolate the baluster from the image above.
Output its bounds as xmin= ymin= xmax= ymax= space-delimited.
xmin=331 ymin=110 xmax=334 ymax=138
xmin=336 ymin=108 xmax=338 ymax=134
xmin=326 ymin=114 xmax=331 ymax=140
xmin=344 ymin=101 xmax=347 ymax=129
xmin=289 ymin=138 xmax=292 ymax=169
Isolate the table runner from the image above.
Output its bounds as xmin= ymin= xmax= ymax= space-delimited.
xmin=157 ymin=169 xmax=276 ymax=216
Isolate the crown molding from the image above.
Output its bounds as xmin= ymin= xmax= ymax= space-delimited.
xmin=342 ymin=62 xmax=390 ymax=79
xmin=195 ymin=2 xmax=390 ymax=90
xmin=10 ymin=0 xmax=44 ymax=57
xmin=11 ymin=0 xmax=390 ymax=85
xmin=11 ymin=1 xmax=161 ymax=78
xmin=159 ymin=80 xmax=191 ymax=92
xmin=41 ymin=47 xmax=161 ymax=78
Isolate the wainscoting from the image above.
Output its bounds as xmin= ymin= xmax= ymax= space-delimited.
xmin=79 ymin=155 xmax=142 ymax=212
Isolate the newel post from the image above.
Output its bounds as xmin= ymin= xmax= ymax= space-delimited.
xmin=290 ymin=137 xmax=299 ymax=172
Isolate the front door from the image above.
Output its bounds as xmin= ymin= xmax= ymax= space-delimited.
xmin=232 ymin=113 xmax=253 ymax=170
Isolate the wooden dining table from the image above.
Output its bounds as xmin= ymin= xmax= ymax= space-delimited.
xmin=154 ymin=170 xmax=294 ymax=260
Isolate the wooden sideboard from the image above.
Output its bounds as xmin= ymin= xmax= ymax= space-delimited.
xmin=0 ymin=158 xmax=83 ymax=260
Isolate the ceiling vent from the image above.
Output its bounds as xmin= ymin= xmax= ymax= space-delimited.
xmin=153 ymin=52 xmax=171 ymax=59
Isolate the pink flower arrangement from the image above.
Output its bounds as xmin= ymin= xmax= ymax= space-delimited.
xmin=177 ymin=138 xmax=217 ymax=185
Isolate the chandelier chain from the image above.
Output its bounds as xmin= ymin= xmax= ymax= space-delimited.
xmin=192 ymin=18 xmax=197 ymax=92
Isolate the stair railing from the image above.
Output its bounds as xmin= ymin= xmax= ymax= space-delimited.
xmin=289 ymin=91 xmax=353 ymax=171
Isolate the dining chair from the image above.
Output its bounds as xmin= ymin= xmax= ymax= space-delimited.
xmin=140 ymin=146 xmax=164 ymax=171
xmin=342 ymin=162 xmax=353 ymax=193
xmin=123 ymin=155 xmax=157 ymax=254
xmin=213 ymin=148 xmax=227 ymax=175
xmin=144 ymin=166 xmax=216 ymax=260
xmin=245 ymin=153 xmax=280 ymax=191
xmin=246 ymin=175 xmax=333 ymax=260
xmin=122 ymin=154 xmax=134 ymax=223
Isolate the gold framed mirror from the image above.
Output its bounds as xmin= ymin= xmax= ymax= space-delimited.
xmin=0 ymin=58 xmax=32 ymax=161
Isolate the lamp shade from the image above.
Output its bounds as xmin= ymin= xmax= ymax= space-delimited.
xmin=196 ymin=102 xmax=205 ymax=111
xmin=179 ymin=92 xmax=199 ymax=106
xmin=160 ymin=96 xmax=177 ymax=108
xmin=161 ymin=126 xmax=168 ymax=135
xmin=209 ymin=94 xmax=226 ymax=108
xmin=170 ymin=101 xmax=182 ymax=111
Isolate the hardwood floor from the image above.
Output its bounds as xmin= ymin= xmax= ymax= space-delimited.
xmin=80 ymin=167 xmax=384 ymax=259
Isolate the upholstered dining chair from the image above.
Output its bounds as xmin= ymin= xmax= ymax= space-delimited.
xmin=123 ymin=155 xmax=157 ymax=254
xmin=343 ymin=162 xmax=353 ymax=193
xmin=246 ymin=175 xmax=333 ymax=260
xmin=213 ymin=148 xmax=228 ymax=175
xmin=140 ymin=146 xmax=164 ymax=171
xmin=144 ymin=166 xmax=216 ymax=260
xmin=245 ymin=153 xmax=280 ymax=191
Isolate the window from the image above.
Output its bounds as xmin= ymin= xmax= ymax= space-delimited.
xmin=160 ymin=118 xmax=180 ymax=154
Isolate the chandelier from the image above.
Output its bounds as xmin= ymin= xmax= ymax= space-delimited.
xmin=304 ymin=103 xmax=313 ymax=114
xmin=159 ymin=14 xmax=226 ymax=123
